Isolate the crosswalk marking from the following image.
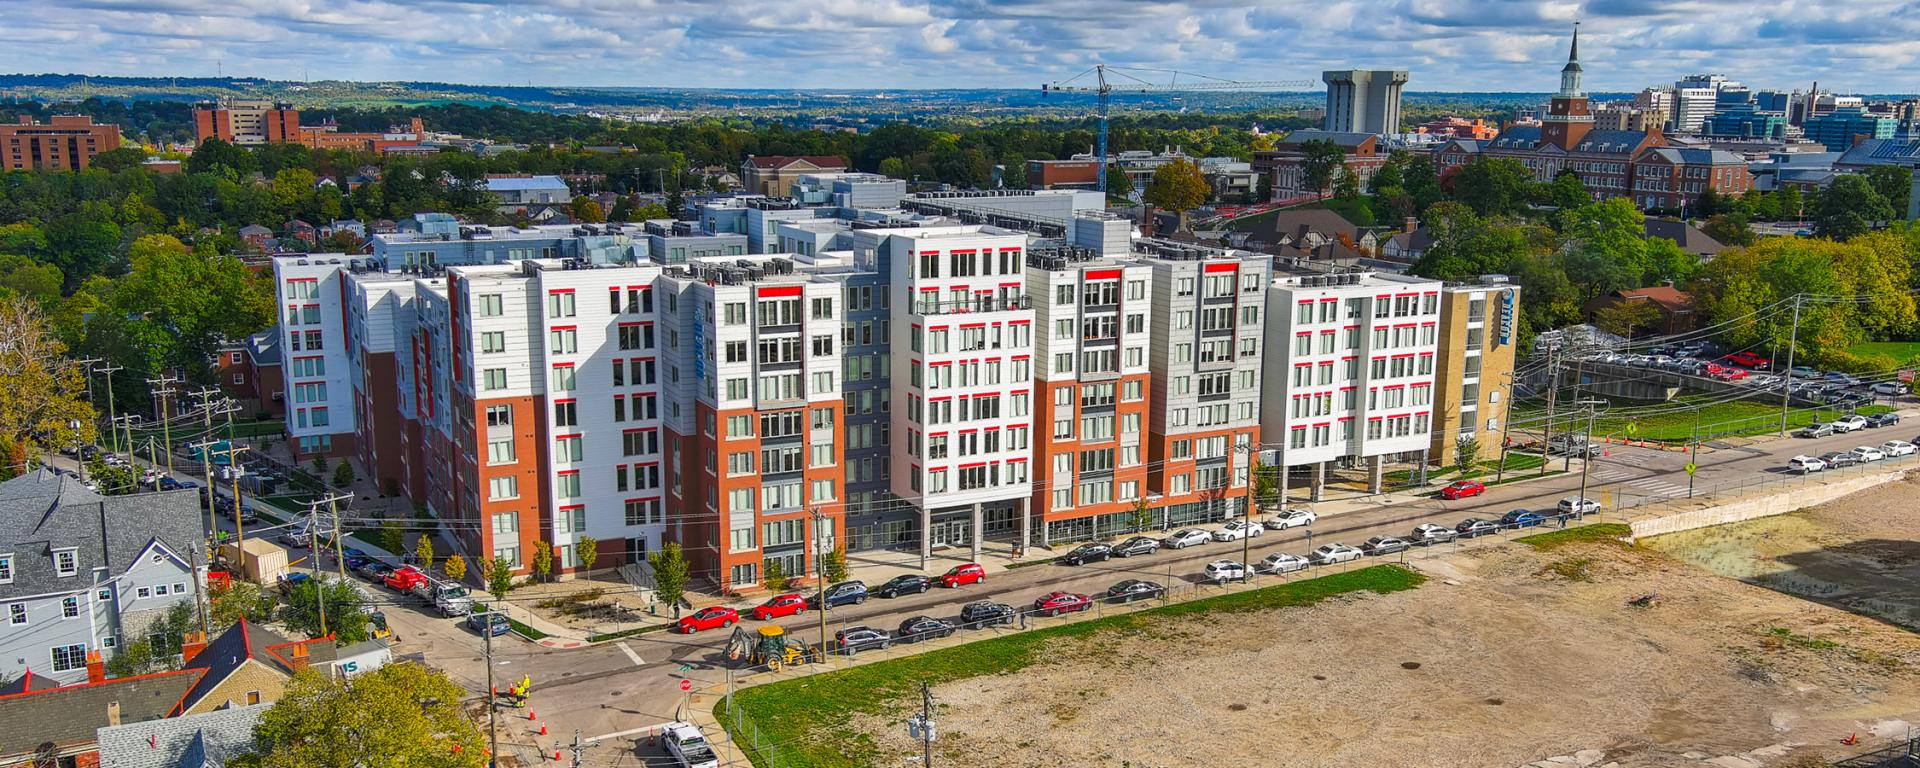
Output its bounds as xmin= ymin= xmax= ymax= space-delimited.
xmin=616 ymin=641 xmax=645 ymax=667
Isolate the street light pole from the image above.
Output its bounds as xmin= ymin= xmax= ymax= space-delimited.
xmin=1779 ymin=295 xmax=1802 ymax=438
xmin=1575 ymin=399 xmax=1607 ymax=519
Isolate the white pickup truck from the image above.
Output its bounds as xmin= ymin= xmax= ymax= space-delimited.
xmin=410 ymin=580 xmax=474 ymax=617
xmin=661 ymin=721 xmax=719 ymax=768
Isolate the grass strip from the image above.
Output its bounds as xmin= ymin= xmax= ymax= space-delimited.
xmin=1514 ymin=523 xmax=1633 ymax=550
xmin=721 ymin=564 xmax=1424 ymax=768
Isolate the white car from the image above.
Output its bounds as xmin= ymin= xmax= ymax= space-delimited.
xmin=1557 ymin=497 xmax=1602 ymax=515
xmin=1851 ymin=445 xmax=1888 ymax=462
xmin=1832 ymin=415 xmax=1869 ymax=433
xmin=1162 ymin=528 xmax=1212 ymax=550
xmin=1881 ymin=440 xmax=1916 ymax=457
xmin=1787 ymin=454 xmax=1827 ymax=473
xmin=1254 ymin=553 xmax=1311 ymax=574
xmin=1306 ymin=543 xmax=1363 ymax=565
xmin=1262 ymin=508 xmax=1317 ymax=530
xmin=1212 ymin=521 xmax=1263 ymax=542
xmin=1203 ymin=559 xmax=1248 ymax=584
xmin=1872 ymin=382 xmax=1908 ymax=396
xmin=1409 ymin=523 xmax=1457 ymax=545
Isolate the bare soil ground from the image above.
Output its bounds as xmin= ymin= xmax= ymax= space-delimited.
xmin=852 ymin=501 xmax=1920 ymax=768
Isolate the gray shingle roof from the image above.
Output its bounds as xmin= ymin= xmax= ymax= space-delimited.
xmin=1642 ymin=147 xmax=1744 ymax=165
xmin=244 ymin=330 xmax=280 ymax=367
xmin=1571 ymin=130 xmax=1657 ymax=155
xmin=0 ymin=669 xmax=202 ymax=758
xmin=0 ymin=469 xmax=203 ymax=600
xmin=96 ymin=702 xmax=266 ymax=768
xmin=1280 ymin=129 xmax=1377 ymax=148
xmin=1488 ymin=126 xmax=1542 ymax=149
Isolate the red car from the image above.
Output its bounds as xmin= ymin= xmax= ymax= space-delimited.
xmin=676 ymin=606 xmax=741 ymax=634
xmin=1711 ymin=367 xmax=1749 ymax=381
xmin=1723 ymin=352 xmax=1770 ymax=370
xmin=1032 ymin=591 xmax=1092 ymax=616
xmin=384 ymin=565 xmax=427 ymax=592
xmin=938 ymin=563 xmax=986 ymax=588
xmin=750 ymin=593 xmax=807 ymax=620
xmin=1440 ymin=480 xmax=1485 ymax=500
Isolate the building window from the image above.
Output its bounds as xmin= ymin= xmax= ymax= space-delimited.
xmin=492 ymin=513 xmax=518 ymax=534
xmin=50 ymin=643 xmax=87 ymax=673
xmin=483 ymin=368 xmax=508 ymax=391
xmin=624 ymin=498 xmax=663 ymax=526
xmin=729 ymin=563 xmax=758 ymax=587
xmin=488 ymin=476 xmax=519 ymax=500
xmin=494 ymin=547 xmax=520 ymax=568
xmin=61 ymin=597 xmax=79 ymax=619
xmin=547 ymin=291 xmax=576 ymax=318
xmin=7 ymin=603 xmax=24 ymax=625
xmin=481 ymin=331 xmax=506 ymax=354
xmin=0 ymin=554 xmax=11 ymax=584
xmin=479 ymin=294 xmax=504 ymax=317
xmin=52 ymin=549 xmax=77 ymax=577
xmin=487 ymin=440 xmax=516 ymax=465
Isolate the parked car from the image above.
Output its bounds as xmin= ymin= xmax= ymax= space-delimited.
xmin=1307 ymin=543 xmax=1363 ymax=564
xmin=355 ymin=561 xmax=396 ymax=582
xmin=1881 ymin=440 xmax=1916 ymax=458
xmin=1866 ymin=412 xmax=1901 ymax=428
xmin=384 ymin=565 xmax=428 ymax=592
xmin=466 ymin=612 xmax=511 ymax=637
xmin=1851 ymin=445 xmax=1888 ymax=462
xmin=1711 ymin=367 xmax=1750 ymax=382
xmin=896 ymin=615 xmax=956 ymax=643
xmin=1112 ymin=536 xmax=1161 ymax=557
xmin=751 ymin=593 xmax=808 ymax=620
xmin=1825 ymin=372 xmax=1863 ymax=387
xmin=1499 ymin=509 xmax=1548 ymax=529
xmin=874 ymin=574 xmax=934 ymax=599
xmin=1104 ymin=579 xmax=1165 ymax=603
xmin=1032 ymin=591 xmax=1092 ymax=616
xmin=959 ymin=601 xmax=1016 ymax=628
xmin=1261 ymin=508 xmax=1317 ymax=531
xmin=1871 ymin=382 xmax=1907 ymax=396
xmin=1723 ymin=351 xmax=1770 ymax=369
xmin=1797 ymin=422 xmax=1837 ymax=438
xmin=1439 ymin=480 xmax=1486 ymax=500
xmin=1557 ymin=497 xmax=1602 ymax=516
xmin=1455 ymin=518 xmax=1501 ymax=538
xmin=834 ymin=626 xmax=892 ymax=655
xmin=1360 ymin=536 xmax=1412 ymax=556
xmin=1163 ymin=528 xmax=1212 ymax=549
xmin=1255 ymin=553 xmax=1311 ymax=573
xmin=1787 ymin=455 xmax=1828 ymax=473
xmin=938 ymin=563 xmax=986 ymax=588
xmin=676 ymin=606 xmax=741 ymax=634
xmin=1748 ymin=374 xmax=1782 ymax=388
xmin=1832 ymin=415 xmax=1869 ymax=433
xmin=1818 ymin=451 xmax=1861 ymax=469
xmin=428 ymin=583 xmax=475 ymax=617
xmin=1202 ymin=560 xmax=1248 ymax=583
xmin=808 ymin=580 xmax=869 ymax=609
xmin=1789 ymin=365 xmax=1822 ymax=379
xmin=1409 ymin=523 xmax=1456 ymax=545
xmin=1212 ymin=521 xmax=1263 ymax=542
xmin=1060 ymin=543 xmax=1113 ymax=565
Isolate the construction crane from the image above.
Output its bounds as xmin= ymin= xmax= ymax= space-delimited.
xmin=1042 ymin=65 xmax=1316 ymax=195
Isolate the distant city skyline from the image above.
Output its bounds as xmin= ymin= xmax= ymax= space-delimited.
xmin=3 ymin=0 xmax=1917 ymax=95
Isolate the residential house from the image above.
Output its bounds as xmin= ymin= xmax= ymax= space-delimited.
xmin=484 ymin=175 xmax=572 ymax=214
xmin=1254 ymin=209 xmax=1378 ymax=255
xmin=739 ymin=155 xmax=848 ymax=197
xmin=237 ymin=226 xmax=275 ymax=253
xmin=0 ymin=662 xmax=203 ymax=767
xmin=95 ymin=702 xmax=267 ymax=768
xmin=174 ymin=621 xmax=369 ymax=714
xmin=0 ymin=470 xmax=204 ymax=686
xmin=1643 ymin=218 xmax=1727 ymax=259
xmin=1583 ymin=285 xmax=1698 ymax=335
xmin=1252 ymin=130 xmax=1390 ymax=200
xmin=282 ymin=220 xmax=318 ymax=245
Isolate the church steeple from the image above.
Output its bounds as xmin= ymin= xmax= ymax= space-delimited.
xmin=1558 ymin=22 xmax=1584 ymax=97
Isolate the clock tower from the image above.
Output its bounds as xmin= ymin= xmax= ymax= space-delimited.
xmin=1542 ymin=23 xmax=1593 ymax=150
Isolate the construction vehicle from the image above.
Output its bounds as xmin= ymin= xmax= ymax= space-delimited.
xmin=367 ymin=610 xmax=397 ymax=642
xmin=724 ymin=625 xmax=819 ymax=672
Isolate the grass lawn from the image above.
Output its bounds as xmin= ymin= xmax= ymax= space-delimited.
xmin=1843 ymin=341 xmax=1920 ymax=363
xmin=721 ymin=565 xmax=1425 ymax=768
xmin=1517 ymin=396 xmax=1892 ymax=443
xmin=1515 ymin=523 xmax=1633 ymax=550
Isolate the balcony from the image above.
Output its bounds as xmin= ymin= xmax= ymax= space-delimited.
xmin=913 ymin=295 xmax=1032 ymax=316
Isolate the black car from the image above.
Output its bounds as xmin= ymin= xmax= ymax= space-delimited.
xmin=1061 ymin=543 xmax=1113 ymax=566
xmin=896 ymin=615 xmax=956 ymax=643
xmin=1866 ymin=412 xmax=1901 ymax=428
xmin=875 ymin=574 xmax=933 ymax=599
xmin=834 ymin=626 xmax=891 ymax=655
xmin=1819 ymin=451 xmax=1862 ymax=469
xmin=1454 ymin=518 xmax=1499 ymax=538
xmin=959 ymin=600 xmax=1016 ymax=628
xmin=1112 ymin=536 xmax=1161 ymax=557
xmin=1104 ymin=579 xmax=1165 ymax=603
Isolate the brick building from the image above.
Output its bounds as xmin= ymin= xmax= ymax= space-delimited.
xmin=0 ymin=115 xmax=122 ymax=171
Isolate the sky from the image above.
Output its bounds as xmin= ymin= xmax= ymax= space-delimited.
xmin=3 ymin=0 xmax=1917 ymax=94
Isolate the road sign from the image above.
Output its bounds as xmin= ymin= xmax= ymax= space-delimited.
xmin=1626 ymin=422 xmax=1639 ymax=436
xmin=679 ymin=679 xmax=692 ymax=692
xmin=1684 ymin=462 xmax=1697 ymax=475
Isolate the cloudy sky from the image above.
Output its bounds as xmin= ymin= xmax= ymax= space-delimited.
xmin=3 ymin=0 xmax=1916 ymax=94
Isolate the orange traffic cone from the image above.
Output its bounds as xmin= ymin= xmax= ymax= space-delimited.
xmin=539 ymin=723 xmax=548 ymax=736
xmin=553 ymin=748 xmax=563 ymax=761
xmin=528 ymin=709 xmax=537 ymax=721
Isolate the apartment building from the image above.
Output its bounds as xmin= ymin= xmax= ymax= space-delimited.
xmin=1130 ymin=240 xmax=1268 ymax=529
xmin=884 ymin=225 xmax=1038 ymax=563
xmin=1429 ymin=279 xmax=1523 ymax=467
xmin=1025 ymin=246 xmax=1155 ymax=544
xmin=273 ymin=256 xmax=357 ymax=458
xmin=193 ymin=100 xmax=300 ymax=145
xmin=1260 ymin=269 xmax=1444 ymax=499
xmin=0 ymin=115 xmax=122 ymax=171
xmin=659 ymin=257 xmax=846 ymax=588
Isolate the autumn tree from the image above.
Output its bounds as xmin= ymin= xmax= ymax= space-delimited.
xmin=442 ymin=554 xmax=467 ymax=583
xmin=575 ymin=536 xmax=597 ymax=574
xmin=0 ymin=296 xmax=95 ymax=476
xmin=1144 ymin=158 xmax=1212 ymax=215
xmin=570 ymin=195 xmax=605 ymax=223
xmin=531 ymin=539 xmax=553 ymax=582
xmin=1593 ymin=299 xmax=1663 ymax=341
xmin=762 ymin=557 xmax=789 ymax=592
xmin=240 ymin=664 xmax=486 ymax=768
xmin=481 ymin=556 xmax=515 ymax=602
xmin=822 ymin=546 xmax=848 ymax=584
xmin=414 ymin=534 xmax=434 ymax=573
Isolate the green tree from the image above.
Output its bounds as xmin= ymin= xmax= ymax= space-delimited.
xmin=376 ymin=521 xmax=404 ymax=558
xmin=570 ymin=195 xmax=605 ymax=223
xmin=1539 ymin=171 xmax=1590 ymax=210
xmin=1701 ymin=212 xmax=1758 ymax=247
xmin=280 ymin=579 xmax=369 ymax=644
xmin=1447 ymin=157 xmax=1534 ymax=216
xmin=1369 ymin=155 xmax=1404 ymax=193
xmin=1299 ymin=139 xmax=1345 ymax=198
xmin=1816 ymin=174 xmax=1895 ymax=240
xmin=1144 ymin=158 xmax=1212 ymax=214
xmin=647 ymin=542 xmax=690 ymax=609
xmin=331 ymin=461 xmax=356 ymax=488
xmin=1454 ymin=435 xmax=1483 ymax=476
xmin=821 ymin=546 xmax=848 ymax=584
xmin=1861 ymin=165 xmax=1912 ymax=219
xmin=1560 ymin=198 xmax=1653 ymax=298
xmin=575 ymin=536 xmax=597 ymax=574
xmin=1130 ymin=498 xmax=1153 ymax=533
xmin=632 ymin=203 xmax=670 ymax=220
xmin=211 ymin=580 xmax=278 ymax=627
xmin=762 ymin=557 xmax=789 ymax=592
xmin=106 ymin=638 xmax=165 ymax=679
xmin=443 ymin=554 xmax=467 ymax=583
xmin=312 ymin=455 xmax=328 ymax=478
xmin=1331 ymin=166 xmax=1360 ymax=201
xmin=88 ymin=146 xmax=150 ymax=173
xmin=1104 ymin=166 xmax=1133 ymax=201
xmin=877 ymin=157 xmax=908 ymax=179
xmin=608 ymin=195 xmax=636 ymax=222
xmin=43 ymin=208 xmax=122 ymax=290
xmin=481 ymin=556 xmax=515 ymax=602
xmin=239 ymin=664 xmax=486 ymax=768
xmin=415 ymin=534 xmax=434 ymax=573
xmin=184 ymin=138 xmax=254 ymax=179
xmin=531 ymin=539 xmax=553 ymax=582
xmin=1255 ymin=172 xmax=1273 ymax=202
xmin=1251 ymin=456 xmax=1279 ymax=508
xmin=0 ymin=255 xmax=65 ymax=305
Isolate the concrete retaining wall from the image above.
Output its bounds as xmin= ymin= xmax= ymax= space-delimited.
xmin=1630 ymin=468 xmax=1910 ymax=539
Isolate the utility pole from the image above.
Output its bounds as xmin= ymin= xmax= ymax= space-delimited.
xmin=1539 ymin=343 xmax=1560 ymax=477
xmin=73 ymin=357 xmax=101 ymax=457
xmin=94 ymin=363 xmax=123 ymax=455
xmin=1575 ymin=400 xmax=1606 ymax=518
xmin=146 ymin=376 xmax=179 ymax=481
xmin=811 ymin=505 xmax=828 ymax=659
xmin=1779 ymin=295 xmax=1803 ymax=437
xmin=906 ymin=681 xmax=936 ymax=768
xmin=483 ymin=608 xmax=499 ymax=767
xmin=311 ymin=492 xmax=352 ymax=583
xmin=309 ymin=510 xmax=327 ymax=636
xmin=569 ymin=729 xmax=584 ymax=768
xmin=111 ymin=415 xmax=142 ymax=471
xmin=1495 ymin=370 xmax=1517 ymax=484
xmin=1565 ymin=357 xmax=1587 ymax=472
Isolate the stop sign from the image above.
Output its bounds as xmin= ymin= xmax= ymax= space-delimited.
xmin=679 ymin=679 xmax=692 ymax=692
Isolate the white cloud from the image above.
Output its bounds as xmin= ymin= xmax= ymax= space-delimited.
xmin=0 ymin=0 xmax=1914 ymax=93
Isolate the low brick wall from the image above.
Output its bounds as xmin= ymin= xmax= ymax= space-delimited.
xmin=1629 ymin=468 xmax=1910 ymax=539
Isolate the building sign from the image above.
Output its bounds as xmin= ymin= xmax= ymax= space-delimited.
xmin=1498 ymin=289 xmax=1516 ymax=347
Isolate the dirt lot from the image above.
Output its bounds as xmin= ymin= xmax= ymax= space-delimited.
xmin=852 ymin=514 xmax=1920 ymax=767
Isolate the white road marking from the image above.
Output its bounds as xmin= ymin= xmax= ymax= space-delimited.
xmin=616 ymin=641 xmax=646 ymax=666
